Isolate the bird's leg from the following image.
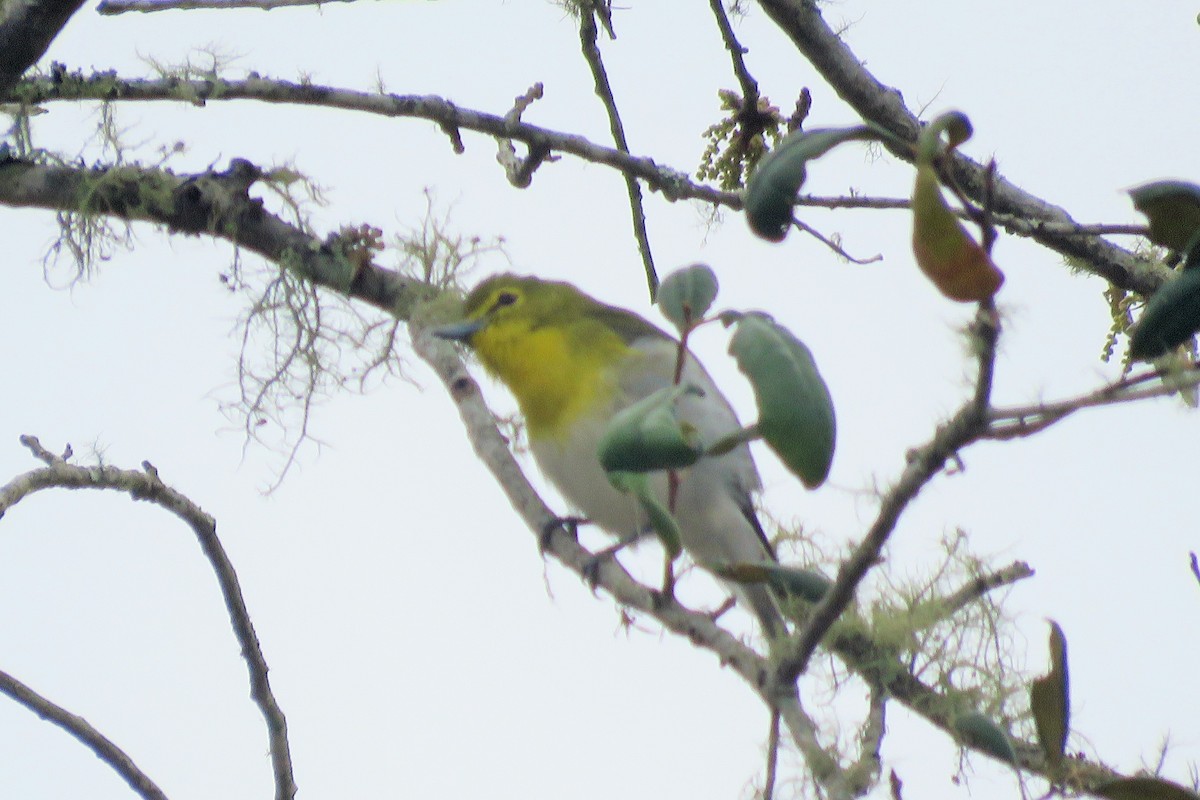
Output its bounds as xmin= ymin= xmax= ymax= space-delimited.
xmin=579 ymin=527 xmax=650 ymax=587
xmin=659 ymin=558 xmax=676 ymax=602
xmin=707 ymin=595 xmax=737 ymax=622
xmin=540 ymin=515 xmax=588 ymax=553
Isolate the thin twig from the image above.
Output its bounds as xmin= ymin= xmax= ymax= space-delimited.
xmin=793 ymin=217 xmax=882 ymax=264
xmin=0 ymin=669 xmax=168 ymax=800
xmin=2 ymin=436 xmax=298 ymax=800
xmin=934 ymin=561 xmax=1035 ymax=622
xmin=707 ymin=0 xmax=760 ymax=108
xmin=986 ymin=365 xmax=1200 ymax=440
xmin=0 ymin=0 xmax=86 ymax=97
xmin=577 ymin=7 xmax=657 ymax=296
xmin=773 ymin=304 xmax=1000 ymax=688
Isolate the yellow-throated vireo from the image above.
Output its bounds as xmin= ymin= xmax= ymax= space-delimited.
xmin=435 ymin=274 xmax=784 ymax=637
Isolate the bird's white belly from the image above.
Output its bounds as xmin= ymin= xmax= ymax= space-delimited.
xmin=530 ymin=412 xmax=660 ymax=539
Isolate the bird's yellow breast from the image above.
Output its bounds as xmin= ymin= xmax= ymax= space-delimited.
xmin=470 ymin=316 xmax=631 ymax=439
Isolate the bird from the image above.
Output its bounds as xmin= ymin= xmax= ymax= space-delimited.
xmin=434 ymin=273 xmax=785 ymax=638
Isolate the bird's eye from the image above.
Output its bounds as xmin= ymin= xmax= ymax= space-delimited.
xmin=495 ymin=291 xmax=518 ymax=308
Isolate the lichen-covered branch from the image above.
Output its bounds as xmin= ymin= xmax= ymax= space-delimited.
xmin=0 ymin=156 xmax=435 ymax=319
xmin=9 ymin=71 xmax=1158 ymax=293
xmin=11 ymin=71 xmax=728 ymax=207
xmin=773 ymin=306 xmax=1001 ymax=688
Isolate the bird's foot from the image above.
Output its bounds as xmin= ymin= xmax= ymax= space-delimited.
xmin=539 ymin=515 xmax=587 ymax=553
xmin=707 ymin=596 xmax=737 ymax=623
xmin=578 ymin=537 xmax=634 ymax=588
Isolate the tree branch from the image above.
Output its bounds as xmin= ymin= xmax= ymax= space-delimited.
xmin=9 ymin=72 xmax=1151 ymax=282
xmin=11 ymin=72 xmax=729 ymax=206
xmin=0 ymin=668 xmax=168 ymax=800
xmin=753 ymin=0 xmax=1168 ymax=295
xmin=1 ymin=435 xmax=298 ymax=800
xmin=986 ymin=363 xmax=1200 ymax=440
xmin=0 ymin=0 xmax=87 ymax=97
xmin=0 ymin=156 xmax=434 ymax=319
xmin=773 ymin=305 xmax=1000 ymax=688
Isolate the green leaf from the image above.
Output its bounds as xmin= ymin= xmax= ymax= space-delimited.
xmin=744 ymin=125 xmax=883 ymax=242
xmin=716 ymin=563 xmax=832 ymax=602
xmin=657 ymin=264 xmax=719 ymax=334
xmin=598 ymin=384 xmax=705 ymax=473
xmin=1029 ymin=620 xmax=1070 ymax=770
xmin=953 ymin=712 xmax=1017 ymax=765
xmin=1093 ymin=778 xmax=1200 ymax=800
xmin=729 ymin=314 xmax=835 ymax=488
xmin=1129 ymin=181 xmax=1200 ymax=252
xmin=605 ymin=471 xmax=682 ymax=559
xmin=1129 ymin=267 xmax=1200 ymax=360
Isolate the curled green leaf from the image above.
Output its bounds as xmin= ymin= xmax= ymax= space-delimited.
xmin=745 ymin=125 xmax=884 ymax=242
xmin=1129 ymin=181 xmax=1200 ymax=252
xmin=598 ymin=384 xmax=705 ymax=473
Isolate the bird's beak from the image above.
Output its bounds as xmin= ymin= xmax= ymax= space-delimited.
xmin=431 ymin=317 xmax=486 ymax=343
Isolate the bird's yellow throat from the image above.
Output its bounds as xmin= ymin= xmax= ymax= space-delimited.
xmin=470 ymin=315 xmax=631 ymax=440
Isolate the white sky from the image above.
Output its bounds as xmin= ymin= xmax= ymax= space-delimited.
xmin=0 ymin=2 xmax=1197 ymax=799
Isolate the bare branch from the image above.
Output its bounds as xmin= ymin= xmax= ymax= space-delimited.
xmin=986 ymin=364 xmax=1200 ymax=440
xmin=2 ymin=435 xmax=298 ymax=800
xmin=12 ymin=72 xmax=730 ymax=207
xmin=577 ymin=8 xmax=658 ymax=296
xmin=0 ymin=668 xmax=168 ymax=800
xmin=708 ymin=0 xmax=760 ymax=108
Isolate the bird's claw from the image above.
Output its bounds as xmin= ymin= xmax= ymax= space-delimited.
xmin=539 ymin=515 xmax=585 ymax=553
